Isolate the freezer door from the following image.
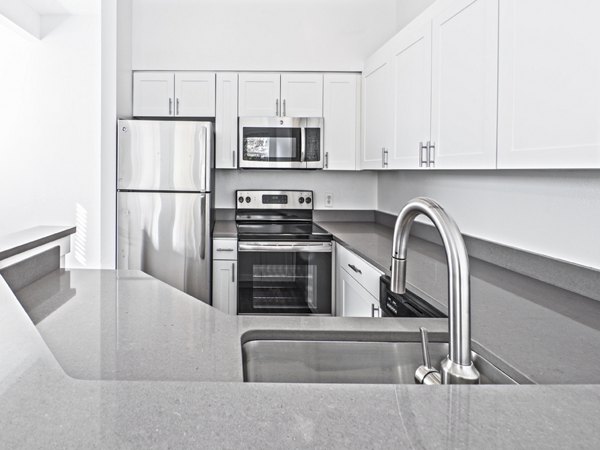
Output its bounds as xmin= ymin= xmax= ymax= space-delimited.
xmin=117 ymin=192 xmax=212 ymax=304
xmin=118 ymin=120 xmax=214 ymax=192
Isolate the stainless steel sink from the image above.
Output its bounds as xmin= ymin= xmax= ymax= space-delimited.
xmin=242 ymin=340 xmax=517 ymax=385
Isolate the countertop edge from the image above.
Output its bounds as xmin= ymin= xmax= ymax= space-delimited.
xmin=0 ymin=226 xmax=76 ymax=261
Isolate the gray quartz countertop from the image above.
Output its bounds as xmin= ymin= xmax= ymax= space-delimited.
xmin=0 ymin=226 xmax=76 ymax=260
xmin=317 ymin=221 xmax=395 ymax=274
xmin=2 ymin=268 xmax=600 ymax=448
xmin=213 ymin=220 xmax=237 ymax=238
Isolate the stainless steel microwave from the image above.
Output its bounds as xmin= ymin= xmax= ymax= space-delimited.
xmin=238 ymin=117 xmax=324 ymax=169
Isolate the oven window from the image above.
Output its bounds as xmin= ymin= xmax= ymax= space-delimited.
xmin=238 ymin=251 xmax=332 ymax=315
xmin=242 ymin=127 xmax=301 ymax=162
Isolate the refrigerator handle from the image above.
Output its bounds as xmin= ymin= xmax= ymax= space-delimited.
xmin=200 ymin=195 xmax=206 ymax=260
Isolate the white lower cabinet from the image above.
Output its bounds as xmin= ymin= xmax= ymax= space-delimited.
xmin=212 ymin=238 xmax=237 ymax=314
xmin=335 ymin=244 xmax=383 ymax=317
xmin=337 ymin=267 xmax=381 ymax=317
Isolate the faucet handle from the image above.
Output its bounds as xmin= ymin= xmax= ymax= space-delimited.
xmin=415 ymin=327 xmax=442 ymax=385
xmin=419 ymin=327 xmax=432 ymax=368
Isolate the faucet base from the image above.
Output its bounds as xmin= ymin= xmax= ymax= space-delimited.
xmin=440 ymin=356 xmax=481 ymax=384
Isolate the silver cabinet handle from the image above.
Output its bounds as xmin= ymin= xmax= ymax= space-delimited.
xmin=176 ymin=98 xmax=180 ymax=115
xmin=276 ymin=98 xmax=279 ymax=116
xmin=169 ymin=98 xmax=173 ymax=115
xmin=232 ymin=150 xmax=236 ymax=167
xmin=419 ymin=142 xmax=429 ymax=167
xmin=384 ymin=149 xmax=389 ymax=167
xmin=428 ymin=142 xmax=436 ymax=168
xmin=371 ymin=303 xmax=380 ymax=318
xmin=283 ymin=99 xmax=286 ymax=117
xmin=232 ymin=262 xmax=235 ymax=283
xmin=347 ymin=264 xmax=362 ymax=274
xmin=216 ymin=248 xmax=234 ymax=252
xmin=324 ymin=152 xmax=329 ymax=169
xmin=381 ymin=148 xmax=389 ymax=168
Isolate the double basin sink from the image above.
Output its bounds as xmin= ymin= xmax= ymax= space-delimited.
xmin=242 ymin=333 xmax=519 ymax=385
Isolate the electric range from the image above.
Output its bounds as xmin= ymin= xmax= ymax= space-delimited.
xmin=235 ymin=190 xmax=333 ymax=315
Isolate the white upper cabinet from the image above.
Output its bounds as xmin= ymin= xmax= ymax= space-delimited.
xmin=430 ymin=0 xmax=498 ymax=169
xmin=174 ymin=72 xmax=216 ymax=117
xmin=323 ymin=73 xmax=361 ymax=170
xmin=362 ymin=61 xmax=394 ymax=169
xmin=133 ymin=72 xmax=174 ymax=117
xmin=238 ymin=73 xmax=281 ymax=117
xmin=215 ymin=73 xmax=238 ymax=169
xmin=280 ymin=73 xmax=323 ymax=117
xmin=390 ymin=22 xmax=432 ymax=169
xmin=239 ymin=73 xmax=323 ymax=117
xmin=497 ymin=0 xmax=600 ymax=168
xmin=133 ymin=71 xmax=215 ymax=117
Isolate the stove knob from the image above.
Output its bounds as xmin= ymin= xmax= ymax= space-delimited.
xmin=298 ymin=197 xmax=305 ymax=204
xmin=305 ymin=197 xmax=312 ymax=204
xmin=238 ymin=196 xmax=244 ymax=203
xmin=246 ymin=196 xmax=252 ymax=203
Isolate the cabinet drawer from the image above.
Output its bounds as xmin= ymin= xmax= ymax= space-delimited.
xmin=336 ymin=243 xmax=384 ymax=298
xmin=213 ymin=239 xmax=237 ymax=260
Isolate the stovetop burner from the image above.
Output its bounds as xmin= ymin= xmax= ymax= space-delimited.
xmin=235 ymin=190 xmax=332 ymax=242
xmin=237 ymin=222 xmax=332 ymax=242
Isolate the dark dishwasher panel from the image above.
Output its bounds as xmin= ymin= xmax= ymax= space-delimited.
xmin=379 ymin=275 xmax=446 ymax=318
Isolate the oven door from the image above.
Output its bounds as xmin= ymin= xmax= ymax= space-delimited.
xmin=237 ymin=241 xmax=332 ymax=315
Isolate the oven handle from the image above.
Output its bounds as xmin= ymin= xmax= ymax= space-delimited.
xmin=238 ymin=242 xmax=332 ymax=253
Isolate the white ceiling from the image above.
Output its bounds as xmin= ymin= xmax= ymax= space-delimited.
xmin=22 ymin=0 xmax=98 ymax=15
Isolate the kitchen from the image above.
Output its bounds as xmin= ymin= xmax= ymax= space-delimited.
xmin=1 ymin=0 xmax=600 ymax=448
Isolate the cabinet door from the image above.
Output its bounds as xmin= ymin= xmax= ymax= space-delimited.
xmin=337 ymin=268 xmax=380 ymax=318
xmin=212 ymin=260 xmax=237 ymax=315
xmin=238 ymin=73 xmax=281 ymax=117
xmin=133 ymin=72 xmax=174 ymax=117
xmin=174 ymin=72 xmax=216 ymax=117
xmin=362 ymin=62 xmax=394 ymax=169
xmin=430 ymin=0 xmax=498 ymax=169
xmin=497 ymin=0 xmax=600 ymax=168
xmin=391 ymin=22 xmax=432 ymax=169
xmin=323 ymin=73 xmax=360 ymax=170
xmin=280 ymin=73 xmax=323 ymax=117
xmin=215 ymin=73 xmax=239 ymax=169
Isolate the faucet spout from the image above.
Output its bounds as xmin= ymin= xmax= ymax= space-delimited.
xmin=390 ymin=197 xmax=480 ymax=384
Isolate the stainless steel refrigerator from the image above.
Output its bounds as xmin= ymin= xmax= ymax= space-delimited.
xmin=117 ymin=120 xmax=214 ymax=304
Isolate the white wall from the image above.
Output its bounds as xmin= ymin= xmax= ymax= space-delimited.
xmin=0 ymin=13 xmax=101 ymax=268
xmin=130 ymin=0 xmax=398 ymax=71
xmin=378 ymin=171 xmax=600 ymax=269
xmin=216 ymin=170 xmax=377 ymax=210
xmin=395 ymin=0 xmax=436 ymax=31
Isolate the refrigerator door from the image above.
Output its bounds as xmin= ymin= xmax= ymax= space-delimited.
xmin=118 ymin=120 xmax=214 ymax=192
xmin=117 ymin=191 xmax=212 ymax=304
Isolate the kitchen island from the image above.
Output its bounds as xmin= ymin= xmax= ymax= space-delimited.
xmin=2 ymin=261 xmax=600 ymax=448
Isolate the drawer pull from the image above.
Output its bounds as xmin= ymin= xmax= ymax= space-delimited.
xmin=216 ymin=248 xmax=234 ymax=252
xmin=371 ymin=303 xmax=380 ymax=318
xmin=348 ymin=264 xmax=362 ymax=275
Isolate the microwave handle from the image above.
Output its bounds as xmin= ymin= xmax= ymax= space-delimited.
xmin=300 ymin=126 xmax=306 ymax=163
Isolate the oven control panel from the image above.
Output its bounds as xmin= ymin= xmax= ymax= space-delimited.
xmin=236 ymin=190 xmax=313 ymax=209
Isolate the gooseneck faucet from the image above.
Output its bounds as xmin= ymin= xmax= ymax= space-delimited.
xmin=390 ymin=197 xmax=480 ymax=384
